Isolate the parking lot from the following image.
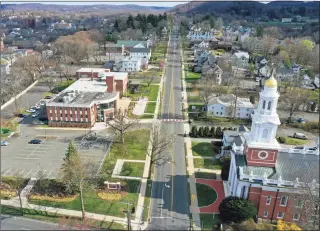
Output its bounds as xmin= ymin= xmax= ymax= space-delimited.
xmin=1 ymin=126 xmax=111 ymax=179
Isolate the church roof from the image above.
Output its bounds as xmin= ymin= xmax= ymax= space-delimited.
xmin=236 ymin=152 xmax=319 ymax=183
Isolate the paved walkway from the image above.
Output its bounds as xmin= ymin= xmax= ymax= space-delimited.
xmin=132 ymin=98 xmax=148 ymax=115
xmin=182 ymin=49 xmax=201 ymax=230
xmin=191 ymin=138 xmax=222 ymax=143
xmin=111 ymin=159 xmax=146 ymax=180
xmin=195 ymin=179 xmax=225 ymax=214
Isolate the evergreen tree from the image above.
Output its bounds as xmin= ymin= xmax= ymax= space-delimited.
xmin=210 ymin=127 xmax=216 ymax=138
xmin=249 ymin=95 xmax=255 ymax=104
xmin=216 ymin=127 xmax=222 ymax=138
xmin=126 ymin=15 xmax=135 ymax=29
xmin=198 ymin=127 xmax=204 ymax=137
xmin=204 ymin=126 xmax=210 ymax=137
xmin=64 ymin=141 xmax=78 ymax=162
xmin=114 ymin=19 xmax=120 ymax=32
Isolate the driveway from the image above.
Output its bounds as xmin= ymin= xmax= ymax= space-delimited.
xmin=277 ymin=126 xmax=318 ymax=147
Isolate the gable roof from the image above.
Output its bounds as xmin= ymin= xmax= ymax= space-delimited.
xmin=129 ymin=48 xmax=150 ymax=53
xmin=116 ymin=40 xmax=147 ymax=48
xmin=233 ymin=51 xmax=249 ymax=59
xmin=277 ymin=67 xmax=294 ymax=75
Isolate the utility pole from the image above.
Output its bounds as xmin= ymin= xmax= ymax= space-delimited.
xmin=121 ymin=201 xmax=133 ymax=231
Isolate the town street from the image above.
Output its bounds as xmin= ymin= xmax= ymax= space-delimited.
xmin=148 ymin=27 xmax=190 ymax=230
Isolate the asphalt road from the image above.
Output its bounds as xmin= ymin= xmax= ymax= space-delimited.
xmin=148 ymin=28 xmax=190 ymax=230
xmin=0 ymin=215 xmax=62 ymax=230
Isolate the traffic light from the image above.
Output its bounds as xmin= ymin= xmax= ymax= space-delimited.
xmin=131 ymin=207 xmax=135 ymax=214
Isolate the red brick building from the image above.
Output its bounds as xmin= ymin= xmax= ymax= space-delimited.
xmin=226 ymin=72 xmax=319 ymax=226
xmin=75 ymin=68 xmax=128 ymax=96
xmin=46 ymin=91 xmax=119 ymax=128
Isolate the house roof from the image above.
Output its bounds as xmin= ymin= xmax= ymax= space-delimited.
xmin=233 ymin=51 xmax=249 ymax=59
xmin=238 ymin=151 xmax=319 ymax=183
xmin=129 ymin=48 xmax=150 ymax=53
xmin=0 ymin=58 xmax=9 ymax=65
xmin=116 ymin=40 xmax=147 ymax=48
xmin=209 ymin=94 xmax=254 ymax=108
xmin=277 ymin=67 xmax=294 ymax=75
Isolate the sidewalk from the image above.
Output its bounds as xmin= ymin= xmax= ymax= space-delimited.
xmin=191 ymin=138 xmax=222 ymax=143
xmin=181 ymin=47 xmax=201 ymax=230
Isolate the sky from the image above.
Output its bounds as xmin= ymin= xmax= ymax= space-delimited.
xmin=2 ymin=0 xmax=275 ymax=7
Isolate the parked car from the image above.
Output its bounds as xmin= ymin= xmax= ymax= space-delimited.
xmin=33 ymin=105 xmax=41 ymax=109
xmin=29 ymin=139 xmax=41 ymax=144
xmin=44 ymin=95 xmax=52 ymax=99
xmin=1 ymin=141 xmax=8 ymax=146
xmin=294 ymin=146 xmax=304 ymax=149
xmin=297 ymin=118 xmax=306 ymax=123
xmin=308 ymin=147 xmax=318 ymax=151
xmin=16 ymin=113 xmax=26 ymax=118
xmin=32 ymin=112 xmax=40 ymax=118
xmin=26 ymin=109 xmax=36 ymax=113
xmin=293 ymin=132 xmax=308 ymax=140
xmin=38 ymin=101 xmax=46 ymax=106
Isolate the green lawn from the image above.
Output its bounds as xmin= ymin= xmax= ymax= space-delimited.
xmin=29 ymin=180 xmax=141 ymax=218
xmin=102 ymin=129 xmax=150 ymax=179
xmin=196 ymin=183 xmax=217 ymax=207
xmin=120 ymin=162 xmax=145 ymax=177
xmin=200 ymin=214 xmax=221 ymax=230
xmin=145 ymin=102 xmax=156 ymax=114
xmin=185 ymin=70 xmax=201 ymax=82
xmin=285 ymin=137 xmax=308 ymax=145
xmin=194 ymin=172 xmax=217 ymax=179
xmin=188 ymin=95 xmax=201 ymax=101
xmin=192 ymin=142 xmax=214 ymax=157
xmin=194 ymin=159 xmax=221 ymax=170
xmin=153 ymin=41 xmax=167 ymax=54
xmin=54 ymin=80 xmax=75 ymax=92
xmin=1 ymin=205 xmax=126 ymax=230
xmin=149 ymin=85 xmax=159 ymax=101
xmin=125 ymin=84 xmax=159 ymax=102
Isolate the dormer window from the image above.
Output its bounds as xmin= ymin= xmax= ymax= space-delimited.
xmin=262 ymin=100 xmax=266 ymax=109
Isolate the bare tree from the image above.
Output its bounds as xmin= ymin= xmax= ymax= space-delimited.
xmin=280 ymin=88 xmax=311 ymax=123
xmin=147 ymin=125 xmax=175 ymax=178
xmin=10 ymin=173 xmax=26 ymax=215
xmin=106 ymin=109 xmax=139 ymax=144
xmin=59 ymin=146 xmax=96 ymax=221
xmin=198 ymin=79 xmax=215 ymax=116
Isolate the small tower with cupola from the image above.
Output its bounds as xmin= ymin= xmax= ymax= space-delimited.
xmin=243 ymin=68 xmax=282 ymax=167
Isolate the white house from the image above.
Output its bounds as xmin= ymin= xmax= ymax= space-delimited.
xmin=255 ymin=64 xmax=271 ymax=78
xmin=231 ymin=51 xmax=250 ymax=68
xmin=114 ymin=57 xmax=142 ymax=72
xmin=42 ymin=49 xmax=53 ymax=58
xmin=282 ymin=18 xmax=293 ymax=23
xmin=292 ymin=63 xmax=301 ymax=74
xmin=129 ymin=48 xmax=151 ymax=60
xmin=276 ymin=68 xmax=295 ymax=82
xmin=197 ymin=41 xmax=209 ymax=48
xmin=187 ymin=30 xmax=215 ymax=41
xmin=207 ymin=94 xmax=254 ymax=119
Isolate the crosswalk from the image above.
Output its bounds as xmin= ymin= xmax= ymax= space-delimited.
xmin=161 ymin=119 xmax=185 ymax=123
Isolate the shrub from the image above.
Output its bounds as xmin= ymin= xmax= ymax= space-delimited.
xmin=198 ymin=127 xmax=204 ymax=137
xmin=219 ymin=196 xmax=257 ymax=224
xmin=233 ymin=219 xmax=274 ymax=231
xmin=277 ymin=220 xmax=301 ymax=231
xmin=278 ymin=136 xmax=287 ymax=143
xmin=190 ymin=126 xmax=198 ymax=137
xmin=292 ymin=121 xmax=319 ymax=132
xmin=210 ymin=127 xmax=215 ymax=137
xmin=216 ymin=127 xmax=223 ymax=138
xmin=204 ymin=126 xmax=210 ymax=137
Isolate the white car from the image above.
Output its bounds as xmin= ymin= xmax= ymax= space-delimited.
xmin=38 ymin=101 xmax=46 ymax=106
xmin=26 ymin=109 xmax=36 ymax=113
xmin=32 ymin=112 xmax=40 ymax=118
xmin=34 ymin=105 xmax=41 ymax=109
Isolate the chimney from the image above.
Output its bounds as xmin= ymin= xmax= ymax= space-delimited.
xmin=105 ymin=74 xmax=115 ymax=92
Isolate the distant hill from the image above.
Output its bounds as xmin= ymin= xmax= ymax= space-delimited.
xmin=170 ymin=1 xmax=319 ymax=18
xmin=1 ymin=3 xmax=170 ymax=15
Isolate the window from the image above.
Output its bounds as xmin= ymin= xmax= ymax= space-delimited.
xmin=262 ymin=129 xmax=268 ymax=139
xmin=70 ymin=117 xmax=73 ymax=122
xmin=65 ymin=118 xmax=68 ymax=121
xmin=237 ymin=113 xmax=240 ymax=116
xmin=50 ymin=109 xmax=52 ymax=113
xmin=216 ymin=112 xmax=218 ymax=115
xmin=262 ymin=100 xmax=266 ymax=109
xmin=247 ymin=108 xmax=250 ymax=111
xmin=263 ymin=211 xmax=268 ymax=218
xmin=221 ymin=107 xmax=223 ymax=109
xmin=293 ymin=214 xmax=300 ymax=221
xmin=297 ymin=200 xmax=303 ymax=208
xmin=280 ymin=195 xmax=288 ymax=206
xmin=50 ymin=117 xmax=53 ymax=121
xmin=220 ymin=112 xmax=222 ymax=115
xmin=266 ymin=196 xmax=271 ymax=205
xmin=75 ymin=111 xmax=77 ymax=114
xmin=267 ymin=101 xmax=272 ymax=110
xmin=70 ymin=110 xmax=72 ymax=114
xmin=277 ymin=212 xmax=284 ymax=219
xmin=80 ymin=111 xmax=82 ymax=115
xmin=86 ymin=115 xmax=88 ymax=118
xmin=86 ymin=118 xmax=88 ymax=122
xmin=246 ymin=113 xmax=249 ymax=116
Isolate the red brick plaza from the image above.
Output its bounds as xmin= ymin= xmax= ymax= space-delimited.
xmin=195 ymin=179 xmax=225 ymax=213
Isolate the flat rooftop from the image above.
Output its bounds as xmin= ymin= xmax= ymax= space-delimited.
xmin=65 ymin=78 xmax=108 ymax=93
xmin=48 ymin=91 xmax=118 ymax=107
xmin=76 ymin=68 xmax=128 ymax=80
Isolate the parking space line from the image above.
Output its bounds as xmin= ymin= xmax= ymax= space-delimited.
xmin=19 ymin=169 xmax=26 ymax=175
xmin=3 ymin=168 xmax=12 ymax=175
xmin=14 ymin=157 xmax=40 ymax=160
xmin=24 ymin=169 xmax=33 ymax=177
xmin=11 ymin=169 xmax=20 ymax=176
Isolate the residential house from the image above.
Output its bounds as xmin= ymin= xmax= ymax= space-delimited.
xmin=206 ymin=94 xmax=254 ymax=118
xmin=187 ymin=29 xmax=215 ymax=41
xmin=193 ymin=41 xmax=209 ymax=49
xmin=41 ymin=49 xmax=53 ymax=58
xmin=276 ymin=68 xmax=295 ymax=82
xmin=251 ymin=56 xmax=268 ymax=68
xmin=113 ymin=57 xmax=142 ymax=72
xmin=231 ymin=51 xmax=250 ymax=69
xmin=129 ymin=47 xmax=151 ymax=60
xmin=227 ymin=73 xmax=319 ymax=225
xmin=116 ymin=40 xmax=149 ymax=52
xmin=0 ymin=58 xmax=11 ymax=75
xmin=292 ymin=63 xmax=301 ymax=74
xmin=209 ymin=40 xmax=232 ymax=51
xmin=282 ymin=18 xmax=293 ymax=23
xmin=255 ymin=64 xmax=271 ymax=78
xmin=202 ymin=64 xmax=223 ymax=85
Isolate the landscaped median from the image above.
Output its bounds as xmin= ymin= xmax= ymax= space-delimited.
xmin=28 ymin=129 xmax=150 ymax=218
